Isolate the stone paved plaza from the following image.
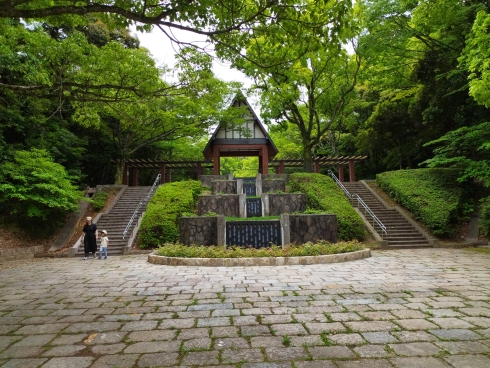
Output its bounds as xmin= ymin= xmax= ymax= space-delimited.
xmin=1 ymin=249 xmax=490 ymax=368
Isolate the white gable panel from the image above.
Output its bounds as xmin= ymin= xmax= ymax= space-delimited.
xmin=254 ymin=124 xmax=265 ymax=138
xmin=216 ymin=127 xmax=226 ymax=138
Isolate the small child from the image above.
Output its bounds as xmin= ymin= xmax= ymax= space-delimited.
xmin=98 ymin=230 xmax=109 ymax=259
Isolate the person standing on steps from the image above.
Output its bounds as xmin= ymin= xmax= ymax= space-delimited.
xmin=82 ymin=216 xmax=98 ymax=260
xmin=98 ymin=230 xmax=109 ymax=259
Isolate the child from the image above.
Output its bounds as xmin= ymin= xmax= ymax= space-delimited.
xmin=98 ymin=230 xmax=109 ymax=259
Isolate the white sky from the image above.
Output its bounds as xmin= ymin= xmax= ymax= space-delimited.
xmin=133 ymin=27 xmax=253 ymax=88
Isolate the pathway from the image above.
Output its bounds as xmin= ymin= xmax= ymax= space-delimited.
xmin=0 ymin=249 xmax=489 ymax=367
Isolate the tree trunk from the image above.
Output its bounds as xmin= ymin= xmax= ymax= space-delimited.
xmin=302 ymin=142 xmax=314 ymax=172
xmin=114 ymin=159 xmax=125 ymax=185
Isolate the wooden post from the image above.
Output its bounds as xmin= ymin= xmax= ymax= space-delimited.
xmin=123 ymin=163 xmax=129 ymax=185
xmin=314 ymin=161 xmax=320 ymax=173
xmin=279 ymin=160 xmax=285 ymax=174
xmin=132 ymin=168 xmax=139 ymax=187
xmin=197 ymin=162 xmax=203 ymax=179
xmin=160 ymin=163 xmax=166 ymax=184
xmin=213 ymin=149 xmax=220 ymax=175
xmin=261 ymin=146 xmax=269 ymax=174
xmin=349 ymin=160 xmax=356 ymax=182
xmin=338 ymin=166 xmax=344 ymax=182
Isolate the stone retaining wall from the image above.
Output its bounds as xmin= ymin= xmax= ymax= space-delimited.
xmin=211 ymin=180 xmax=237 ymax=195
xmin=0 ymin=246 xmax=45 ymax=263
xmin=198 ymin=175 xmax=229 ymax=188
xmin=180 ymin=217 xmax=218 ymax=246
xmin=286 ymin=214 xmax=337 ymax=244
xmin=262 ymin=174 xmax=290 ymax=183
xmin=262 ymin=179 xmax=286 ymax=193
xmin=148 ymin=249 xmax=371 ymax=266
xmin=197 ymin=195 xmax=239 ymax=217
xmin=268 ymin=194 xmax=306 ymax=216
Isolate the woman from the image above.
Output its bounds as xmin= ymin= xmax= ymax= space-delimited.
xmin=82 ymin=216 xmax=98 ymax=260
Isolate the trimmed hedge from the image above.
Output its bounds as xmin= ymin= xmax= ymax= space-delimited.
xmin=156 ymin=240 xmax=364 ymax=258
xmin=376 ymin=169 xmax=473 ymax=237
xmin=139 ymin=180 xmax=202 ymax=248
xmin=289 ymin=173 xmax=365 ymax=241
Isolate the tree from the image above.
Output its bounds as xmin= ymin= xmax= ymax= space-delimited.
xmin=0 ymin=149 xmax=83 ymax=233
xmin=461 ymin=10 xmax=490 ymax=108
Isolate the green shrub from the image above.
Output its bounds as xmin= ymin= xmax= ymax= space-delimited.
xmin=156 ymin=240 xmax=364 ymax=258
xmin=376 ymin=169 xmax=474 ymax=237
xmin=0 ymin=149 xmax=83 ymax=235
xmin=139 ymin=180 xmax=202 ymax=248
xmin=91 ymin=191 xmax=109 ymax=211
xmin=480 ymin=196 xmax=490 ymax=237
xmin=289 ymin=173 xmax=364 ymax=241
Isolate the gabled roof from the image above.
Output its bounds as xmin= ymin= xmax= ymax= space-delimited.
xmin=202 ymin=92 xmax=278 ymax=160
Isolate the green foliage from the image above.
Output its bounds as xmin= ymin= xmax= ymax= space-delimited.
xmin=288 ymin=173 xmax=364 ymax=241
xmin=376 ymin=169 xmax=474 ymax=237
xmin=0 ymin=149 xmax=83 ymax=234
xmin=91 ymin=191 xmax=109 ymax=212
xmin=139 ymin=180 xmax=202 ymax=248
xmin=480 ymin=197 xmax=490 ymax=237
xmin=156 ymin=240 xmax=364 ymax=258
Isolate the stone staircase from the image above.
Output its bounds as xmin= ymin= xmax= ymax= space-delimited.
xmin=342 ymin=182 xmax=432 ymax=249
xmin=76 ymin=186 xmax=153 ymax=257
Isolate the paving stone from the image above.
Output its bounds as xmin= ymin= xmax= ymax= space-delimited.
xmin=308 ymin=346 xmax=356 ymax=359
xmin=0 ymin=346 xmax=43 ymax=359
xmin=178 ymin=328 xmax=210 ymax=340
xmin=124 ymin=341 xmax=181 ymax=353
xmin=261 ymin=315 xmax=293 ymax=324
xmin=82 ymin=331 xmax=125 ymax=345
xmin=443 ymin=354 xmax=490 ymax=368
xmin=39 ymin=356 xmax=93 ymax=368
xmin=90 ymin=343 xmax=126 ymax=354
xmin=0 ymin=358 xmax=48 ymax=368
xmin=90 ymin=354 xmax=139 ymax=368
xmin=292 ymin=314 xmax=327 ymax=323
xmin=361 ymin=331 xmax=398 ymax=344
xmin=289 ymin=335 xmax=323 ymax=347
xmin=137 ymin=352 xmax=179 ymax=367
xmin=269 ymin=323 xmax=308 ymax=336
xmin=197 ymin=317 xmax=231 ymax=327
xmin=121 ymin=320 xmax=158 ymax=331
xmin=211 ymin=326 xmax=239 ymax=337
xmin=222 ymin=348 xmax=264 ymax=363
xmin=335 ymin=360 xmax=393 ymax=368
xmin=242 ymin=363 xmax=292 ymax=368
xmin=391 ymin=357 xmax=452 ymax=368
xmin=265 ymin=347 xmax=308 ymax=361
xmin=233 ymin=316 xmax=259 ymax=326
xmin=127 ymin=329 xmax=175 ymax=341
xmin=428 ymin=317 xmax=474 ymax=329
xmin=427 ymin=309 xmax=463 ymax=317
xmin=11 ymin=334 xmax=55 ymax=347
xmin=344 ymin=321 xmax=395 ymax=332
xmin=354 ymin=344 xmax=392 ymax=358
xmin=394 ymin=330 xmax=438 ymax=342
xmin=294 ymin=361 xmax=336 ymax=368
xmin=389 ymin=342 xmax=441 ymax=356
xmin=158 ymin=318 xmax=195 ymax=329
xmin=240 ymin=325 xmax=271 ymax=336
xmin=183 ymin=337 xmax=212 ymax=350
xmin=458 ymin=307 xmax=490 ymax=317
xmin=181 ymin=351 xmax=219 ymax=365
xmin=329 ymin=313 xmax=362 ymax=321
xmin=429 ymin=328 xmax=481 ymax=340
xmin=13 ymin=324 xmax=68 ymax=335
xmin=304 ymin=322 xmax=345 ymax=334
xmin=62 ymin=322 xmax=121 ymax=333
xmin=188 ymin=303 xmax=233 ymax=311
xmin=395 ymin=318 xmax=439 ymax=330
xmin=358 ymin=311 xmax=394 ymax=320
xmin=42 ymin=345 xmax=86 ymax=356
xmin=390 ymin=310 xmax=426 ymax=319
xmin=328 ymin=333 xmax=364 ymax=345
xmin=435 ymin=341 xmax=490 ymax=354
xmin=250 ymin=336 xmax=284 ymax=348
xmin=214 ymin=337 xmax=249 ymax=349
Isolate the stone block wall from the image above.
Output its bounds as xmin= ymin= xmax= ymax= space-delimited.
xmin=269 ymin=194 xmax=306 ymax=216
xmin=198 ymin=175 xmax=228 ymax=188
xmin=286 ymin=214 xmax=337 ymax=244
xmin=212 ymin=180 xmax=237 ymax=195
xmin=197 ymin=195 xmax=239 ymax=217
xmin=262 ymin=179 xmax=286 ymax=193
xmin=262 ymin=174 xmax=290 ymax=183
xmin=180 ymin=216 xmax=218 ymax=246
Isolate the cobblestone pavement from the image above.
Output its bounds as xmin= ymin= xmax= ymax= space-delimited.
xmin=0 ymin=249 xmax=489 ymax=368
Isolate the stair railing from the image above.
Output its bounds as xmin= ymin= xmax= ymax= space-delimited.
xmin=122 ymin=174 xmax=161 ymax=240
xmin=327 ymin=170 xmax=387 ymax=237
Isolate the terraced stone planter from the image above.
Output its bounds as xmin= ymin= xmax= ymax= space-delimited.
xmin=197 ymin=195 xmax=240 ymax=217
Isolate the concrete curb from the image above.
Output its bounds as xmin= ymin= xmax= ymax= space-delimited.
xmin=148 ymin=249 xmax=371 ymax=267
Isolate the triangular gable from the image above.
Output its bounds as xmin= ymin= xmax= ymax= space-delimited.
xmin=203 ymin=93 xmax=278 ymax=159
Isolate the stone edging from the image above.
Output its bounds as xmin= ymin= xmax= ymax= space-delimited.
xmin=148 ymin=249 xmax=371 ymax=267
xmin=0 ymin=246 xmax=45 ymax=263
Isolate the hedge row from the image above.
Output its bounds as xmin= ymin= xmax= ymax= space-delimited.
xmin=289 ymin=173 xmax=365 ymax=241
xmin=139 ymin=180 xmax=202 ymax=248
xmin=376 ymin=169 xmax=473 ymax=237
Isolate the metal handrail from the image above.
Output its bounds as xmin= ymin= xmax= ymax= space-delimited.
xmin=327 ymin=170 xmax=387 ymax=237
xmin=122 ymin=174 xmax=161 ymax=239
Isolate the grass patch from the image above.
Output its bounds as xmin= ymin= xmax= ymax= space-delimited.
xmin=155 ymin=240 xmax=364 ymax=258
xmin=463 ymin=247 xmax=490 ymax=255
